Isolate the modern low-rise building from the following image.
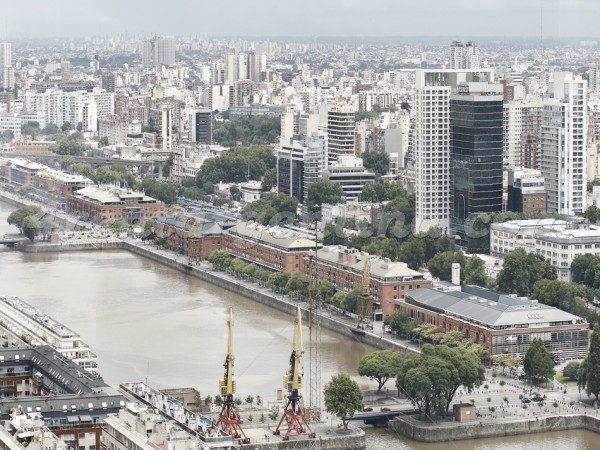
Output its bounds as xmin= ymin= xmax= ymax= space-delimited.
xmin=399 ymin=284 xmax=589 ymax=361
xmin=490 ymin=218 xmax=600 ymax=281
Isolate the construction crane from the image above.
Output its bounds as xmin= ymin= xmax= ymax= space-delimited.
xmin=274 ymin=306 xmax=315 ymax=440
xmin=356 ymin=256 xmax=373 ymax=330
xmin=215 ymin=307 xmax=249 ymax=444
xmin=306 ymin=234 xmax=322 ymax=423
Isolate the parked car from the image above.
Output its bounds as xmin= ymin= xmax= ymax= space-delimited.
xmin=521 ymin=397 xmax=532 ymax=403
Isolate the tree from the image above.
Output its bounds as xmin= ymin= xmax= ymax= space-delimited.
xmin=7 ymin=205 xmax=43 ymax=234
xmin=241 ymin=193 xmax=297 ymax=225
xmin=268 ymin=271 xmax=291 ymax=293
xmin=523 ymin=338 xmax=555 ymax=385
xmin=464 ymin=256 xmax=491 ymax=287
xmin=584 ymin=323 xmax=600 ymax=400
xmin=360 ymin=179 xmax=405 ymax=202
xmin=42 ymin=123 xmax=60 ymax=135
xmin=245 ymin=395 xmax=254 ymax=408
xmin=571 ymin=254 xmax=600 ymax=285
xmin=362 ymin=151 xmax=389 ymax=177
xmin=492 ymin=354 xmax=520 ymax=375
xmin=358 ymin=350 xmax=404 ymax=391
xmin=61 ymin=121 xmax=73 ymax=132
xmin=261 ymin=167 xmax=277 ymax=191
xmin=396 ymin=345 xmax=484 ymax=416
xmin=583 ymin=205 xmax=600 ymax=224
xmin=268 ymin=405 xmax=279 ymax=421
xmin=212 ymin=117 xmax=280 ymax=147
xmin=323 ymin=222 xmax=348 ymax=246
xmin=427 ymin=251 xmax=467 ymax=282
xmin=563 ymin=361 xmax=580 ymax=381
xmin=21 ymin=121 xmax=40 ymax=139
xmin=208 ymin=249 xmax=232 ymax=270
xmin=323 ymin=373 xmax=363 ymax=430
xmin=306 ymin=179 xmax=343 ymax=212
xmin=384 ymin=311 xmax=419 ymax=337
xmin=22 ymin=215 xmax=41 ymax=242
xmin=496 ymin=248 xmax=556 ymax=296
xmin=397 ymin=237 xmax=426 ymax=270
xmin=214 ymin=394 xmax=223 ymax=408
xmin=0 ymin=130 xmax=14 ymax=143
xmin=162 ymin=155 xmax=174 ymax=178
xmin=40 ymin=217 xmax=56 ymax=240
xmin=98 ymin=136 xmax=110 ymax=147
xmin=195 ymin=146 xmax=275 ymax=186
xmin=285 ymin=273 xmax=310 ymax=299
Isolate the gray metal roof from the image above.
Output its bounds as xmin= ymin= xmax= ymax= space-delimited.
xmin=406 ymin=286 xmax=586 ymax=328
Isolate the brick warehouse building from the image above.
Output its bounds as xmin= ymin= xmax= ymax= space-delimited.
xmin=223 ymin=222 xmax=431 ymax=318
xmin=65 ymin=185 xmax=164 ymax=224
xmin=398 ymin=284 xmax=589 ymax=361
xmin=154 ymin=212 xmax=237 ymax=261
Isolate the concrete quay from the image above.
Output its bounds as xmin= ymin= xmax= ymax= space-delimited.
xmin=391 ymin=413 xmax=600 ymax=443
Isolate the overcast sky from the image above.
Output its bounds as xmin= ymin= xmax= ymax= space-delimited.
xmin=1 ymin=0 xmax=599 ymax=39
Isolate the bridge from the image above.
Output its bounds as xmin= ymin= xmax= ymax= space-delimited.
xmin=0 ymin=239 xmax=21 ymax=248
xmin=2 ymin=153 xmax=155 ymax=169
xmin=344 ymin=407 xmax=420 ymax=426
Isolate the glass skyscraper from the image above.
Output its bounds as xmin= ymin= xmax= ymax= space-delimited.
xmin=450 ymin=82 xmax=504 ymax=239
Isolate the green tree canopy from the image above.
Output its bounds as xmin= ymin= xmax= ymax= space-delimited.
xmin=241 ymin=193 xmax=298 ymax=225
xmin=22 ymin=215 xmax=41 ymax=242
xmin=268 ymin=271 xmax=291 ymax=293
xmin=138 ymin=179 xmax=177 ymax=204
xmin=496 ymin=248 xmax=556 ymax=296
xmin=196 ymin=146 xmax=275 ymax=187
xmin=583 ymin=323 xmax=600 ymax=400
xmin=358 ymin=350 xmax=404 ymax=391
xmin=563 ymin=361 xmax=580 ymax=381
xmin=427 ymin=251 xmax=467 ymax=282
xmin=323 ymin=373 xmax=363 ymax=430
xmin=212 ymin=117 xmax=280 ymax=147
xmin=7 ymin=205 xmax=43 ymax=234
xmin=323 ymin=222 xmax=348 ymax=246
xmin=362 ymin=151 xmax=389 ymax=177
xmin=523 ymin=338 xmax=555 ymax=385
xmin=396 ymin=344 xmax=484 ymax=416
xmin=0 ymin=130 xmax=14 ymax=143
xmin=306 ymin=179 xmax=343 ymax=211
xmin=360 ymin=179 xmax=405 ymax=202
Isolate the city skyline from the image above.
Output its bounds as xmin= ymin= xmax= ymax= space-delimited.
xmin=1 ymin=0 xmax=600 ymax=39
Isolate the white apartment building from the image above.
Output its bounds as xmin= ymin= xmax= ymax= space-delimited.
xmin=414 ymin=68 xmax=494 ymax=234
xmin=0 ymin=112 xmax=21 ymax=140
xmin=489 ymin=218 xmax=599 ymax=281
xmin=503 ymin=98 xmax=543 ymax=169
xmin=326 ymin=104 xmax=355 ymax=164
xmin=24 ymin=89 xmax=114 ymax=128
xmin=541 ymin=72 xmax=587 ymax=215
xmin=490 ymin=219 xmax=570 ymax=257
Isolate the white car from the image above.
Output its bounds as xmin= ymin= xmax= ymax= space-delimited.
xmin=384 ymin=325 xmax=392 ymax=333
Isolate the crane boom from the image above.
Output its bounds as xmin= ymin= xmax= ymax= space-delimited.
xmin=219 ymin=307 xmax=235 ymax=396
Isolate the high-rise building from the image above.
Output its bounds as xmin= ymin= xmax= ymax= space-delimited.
xmin=449 ymin=82 xmax=504 ymax=238
xmin=541 ymin=72 xmax=587 ymax=215
xmin=101 ymin=72 xmax=116 ymax=93
xmin=503 ymin=99 xmax=543 ymax=169
xmin=277 ymin=132 xmax=326 ymax=205
xmin=142 ymin=36 xmax=175 ymax=68
xmin=247 ymin=51 xmax=266 ymax=83
xmin=149 ymin=104 xmax=173 ymax=150
xmin=0 ymin=42 xmax=13 ymax=91
xmin=326 ymin=104 xmax=356 ymax=164
xmin=190 ymin=108 xmax=212 ymax=145
xmin=323 ymin=156 xmax=376 ymax=200
xmin=414 ymin=68 xmax=495 ymax=234
xmin=448 ymin=41 xmax=480 ymax=70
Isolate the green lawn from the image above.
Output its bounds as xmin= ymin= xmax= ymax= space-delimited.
xmin=554 ymin=372 xmax=578 ymax=387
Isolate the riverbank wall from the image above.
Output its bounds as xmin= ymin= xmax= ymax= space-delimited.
xmin=390 ymin=413 xmax=600 ymax=442
xmin=238 ymin=431 xmax=366 ymax=450
xmin=124 ymin=242 xmax=409 ymax=354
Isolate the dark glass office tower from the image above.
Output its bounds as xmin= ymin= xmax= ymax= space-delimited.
xmin=450 ymin=83 xmax=504 ymax=239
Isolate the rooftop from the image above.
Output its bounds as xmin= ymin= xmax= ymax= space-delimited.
xmin=228 ymin=222 xmax=319 ymax=251
xmin=406 ymin=285 xmax=587 ymax=329
xmin=72 ymin=185 xmax=159 ymax=205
